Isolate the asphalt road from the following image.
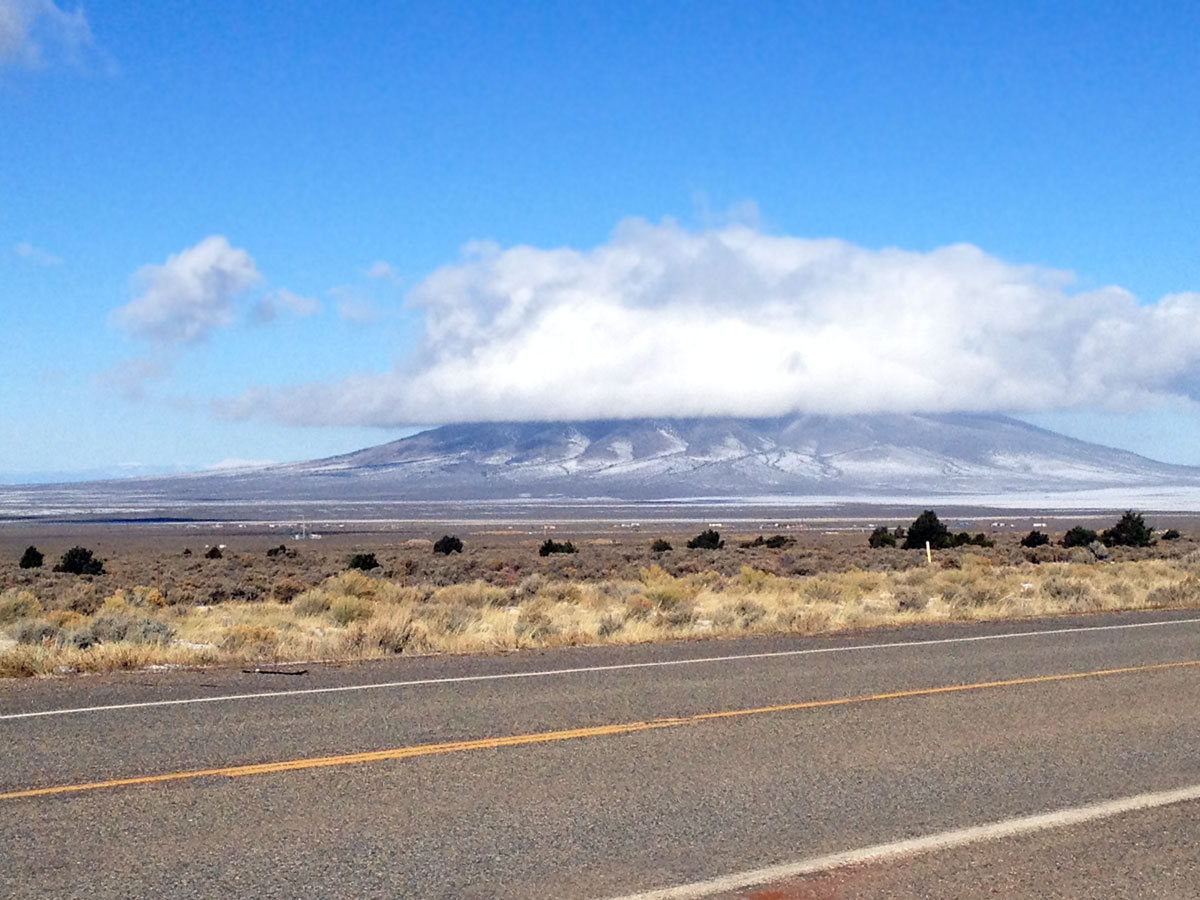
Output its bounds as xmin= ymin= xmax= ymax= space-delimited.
xmin=1 ymin=609 xmax=1198 ymax=899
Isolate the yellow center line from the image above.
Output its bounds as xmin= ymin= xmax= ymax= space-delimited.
xmin=3 ymin=658 xmax=1197 ymax=802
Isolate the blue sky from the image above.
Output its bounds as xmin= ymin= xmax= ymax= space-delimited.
xmin=2 ymin=0 xmax=1199 ymax=481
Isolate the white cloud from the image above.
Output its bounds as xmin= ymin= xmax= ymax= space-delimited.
xmin=366 ymin=260 xmax=398 ymax=282
xmin=0 ymin=0 xmax=92 ymax=68
xmin=218 ymin=219 xmax=1200 ymax=427
xmin=111 ymin=236 xmax=261 ymax=344
xmin=251 ymin=288 xmax=321 ymax=323
xmin=13 ymin=240 xmax=62 ymax=265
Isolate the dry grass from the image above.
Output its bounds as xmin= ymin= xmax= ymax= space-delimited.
xmin=4 ymin=546 xmax=1199 ymax=677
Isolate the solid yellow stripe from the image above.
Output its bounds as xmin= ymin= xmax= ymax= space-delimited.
xmin=3 ymin=658 xmax=1196 ymax=802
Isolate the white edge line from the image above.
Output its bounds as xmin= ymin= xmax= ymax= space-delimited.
xmin=3 ymin=615 xmax=1199 ymax=721
xmin=601 ymin=782 xmax=1200 ymax=900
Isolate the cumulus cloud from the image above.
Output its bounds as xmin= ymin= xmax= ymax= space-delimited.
xmin=217 ymin=219 xmax=1200 ymax=427
xmin=13 ymin=240 xmax=62 ymax=265
xmin=111 ymin=236 xmax=262 ymax=344
xmin=251 ymin=288 xmax=321 ymax=323
xmin=0 ymin=0 xmax=92 ymax=68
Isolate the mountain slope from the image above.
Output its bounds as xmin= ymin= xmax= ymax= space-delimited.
xmin=262 ymin=413 xmax=1200 ymax=500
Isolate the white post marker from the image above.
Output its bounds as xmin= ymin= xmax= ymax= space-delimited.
xmin=925 ymin=539 xmax=932 ymax=564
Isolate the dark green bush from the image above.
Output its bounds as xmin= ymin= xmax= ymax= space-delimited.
xmin=686 ymin=529 xmax=724 ymax=550
xmin=18 ymin=546 xmax=43 ymax=569
xmin=902 ymin=511 xmax=951 ymax=550
xmin=1162 ymin=528 xmax=1182 ymax=541
xmin=741 ymin=534 xmax=795 ymax=549
xmin=950 ymin=532 xmax=994 ymax=548
xmin=1062 ymin=526 xmax=1099 ymax=548
xmin=347 ymin=552 xmax=380 ymax=571
xmin=650 ymin=538 xmax=672 ymax=553
xmin=433 ymin=535 xmax=463 ymax=555
xmin=1021 ymin=530 xmax=1051 ymax=548
xmin=53 ymin=546 xmax=105 ymax=576
xmin=204 ymin=546 xmax=223 ymax=560
xmin=1101 ymin=510 xmax=1154 ymax=547
xmin=868 ymin=527 xmax=897 ymax=548
xmin=539 ymin=539 xmax=578 ymax=557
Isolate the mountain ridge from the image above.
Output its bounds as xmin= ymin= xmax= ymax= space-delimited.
xmin=259 ymin=412 xmax=1200 ymax=500
xmin=5 ymin=414 xmax=1200 ymax=513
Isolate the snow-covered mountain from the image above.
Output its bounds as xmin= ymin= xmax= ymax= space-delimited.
xmin=5 ymin=414 xmax=1200 ymax=517
xmin=245 ymin=413 xmax=1200 ymax=500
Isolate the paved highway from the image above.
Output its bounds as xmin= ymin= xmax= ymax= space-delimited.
xmin=1 ymin=609 xmax=1198 ymax=898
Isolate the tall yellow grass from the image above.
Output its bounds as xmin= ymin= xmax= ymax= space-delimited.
xmin=2 ymin=554 xmax=1198 ymax=677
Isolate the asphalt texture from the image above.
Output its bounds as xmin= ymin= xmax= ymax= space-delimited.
xmin=1 ymin=609 xmax=1198 ymax=899
xmin=712 ymin=801 xmax=1200 ymax=899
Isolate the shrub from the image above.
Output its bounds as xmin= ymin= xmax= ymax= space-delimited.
xmin=950 ymin=532 xmax=994 ymax=548
xmin=1145 ymin=578 xmax=1197 ymax=607
xmin=735 ymin=599 xmax=767 ymax=626
xmin=515 ymin=609 xmax=559 ymax=641
xmin=220 ymin=624 xmax=277 ymax=652
xmin=650 ymin=538 xmax=673 ymax=553
xmin=893 ymin=587 xmax=928 ymax=611
xmin=433 ymin=581 xmax=512 ymax=608
xmin=89 ymin=614 xmax=134 ymax=643
xmin=204 ymin=546 xmax=223 ymax=560
xmin=868 ymin=527 xmax=897 ymax=548
xmin=1162 ymin=528 xmax=1182 ymax=541
xmin=902 ymin=511 xmax=951 ymax=550
xmin=1021 ymin=530 xmax=1051 ymax=548
xmin=0 ymin=590 xmax=41 ymax=624
xmin=686 ymin=529 xmax=723 ymax=550
xmin=330 ymin=595 xmax=375 ymax=625
xmin=53 ymin=546 xmax=105 ymax=576
xmin=59 ymin=627 xmax=97 ymax=649
xmin=347 ymin=552 xmax=380 ymax=571
xmin=126 ymin=618 xmax=175 ymax=645
xmin=1062 ymin=526 xmax=1099 ymax=548
xmin=272 ymin=578 xmax=307 ymax=604
xmin=266 ymin=545 xmax=296 ymax=558
xmin=1042 ymin=576 xmax=1098 ymax=608
xmin=433 ymin=535 xmax=463 ymax=555
xmin=11 ymin=619 xmax=59 ymax=645
xmin=364 ymin=613 xmax=422 ymax=653
xmin=1102 ymin=510 xmax=1154 ymax=548
xmin=292 ymin=589 xmax=332 ymax=617
xmin=65 ymin=583 xmax=102 ymax=615
xmin=539 ymin=539 xmax=578 ymax=557
xmin=19 ymin=546 xmax=44 ymax=569
xmin=741 ymin=534 xmax=795 ymax=549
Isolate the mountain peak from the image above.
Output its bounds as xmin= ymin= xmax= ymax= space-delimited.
xmin=272 ymin=413 xmax=1197 ymax=500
